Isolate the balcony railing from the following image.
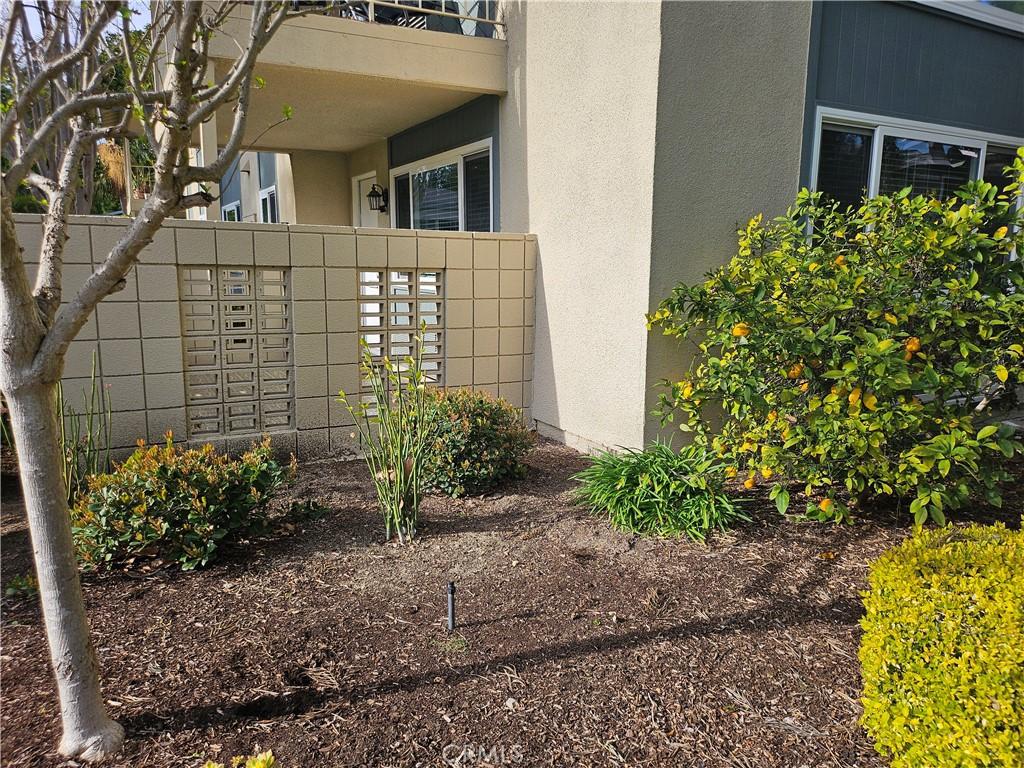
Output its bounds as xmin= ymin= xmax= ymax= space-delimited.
xmin=295 ymin=0 xmax=502 ymax=38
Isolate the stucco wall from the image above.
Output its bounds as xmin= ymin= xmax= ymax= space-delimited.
xmin=288 ymin=150 xmax=352 ymax=226
xmin=644 ymin=0 xmax=813 ymax=443
xmin=348 ymin=141 xmax=390 ymax=228
xmin=13 ymin=215 xmax=536 ymax=461
xmin=499 ymin=0 xmax=662 ymax=452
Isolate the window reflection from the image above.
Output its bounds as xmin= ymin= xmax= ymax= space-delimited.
xmin=983 ymin=145 xmax=1019 ymax=190
xmin=817 ymin=125 xmax=872 ymax=209
xmin=413 ymin=164 xmax=459 ymax=231
xmin=878 ymin=137 xmax=978 ymax=200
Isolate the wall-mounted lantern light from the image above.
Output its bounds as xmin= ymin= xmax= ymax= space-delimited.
xmin=367 ymin=183 xmax=389 ymax=214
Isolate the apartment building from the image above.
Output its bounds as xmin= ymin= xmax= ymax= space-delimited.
xmin=182 ymin=0 xmax=1024 ymax=451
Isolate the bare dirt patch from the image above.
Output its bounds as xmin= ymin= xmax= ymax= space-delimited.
xmin=1 ymin=439 xmax=1019 ymax=767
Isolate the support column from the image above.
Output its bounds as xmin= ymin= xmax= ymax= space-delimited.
xmin=199 ymin=113 xmax=221 ymax=220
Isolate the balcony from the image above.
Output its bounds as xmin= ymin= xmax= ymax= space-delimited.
xmin=300 ymin=1 xmax=502 ymax=39
xmin=205 ymin=0 xmax=507 ymax=154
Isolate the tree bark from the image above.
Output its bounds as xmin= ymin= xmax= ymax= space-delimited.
xmin=4 ymin=382 xmax=124 ymax=761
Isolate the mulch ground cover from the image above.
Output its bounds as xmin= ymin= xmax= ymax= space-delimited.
xmin=1 ymin=439 xmax=1020 ymax=767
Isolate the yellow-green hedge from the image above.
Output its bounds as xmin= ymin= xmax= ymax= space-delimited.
xmin=859 ymin=523 xmax=1024 ymax=767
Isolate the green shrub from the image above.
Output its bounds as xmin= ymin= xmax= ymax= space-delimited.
xmin=338 ymin=331 xmax=435 ymax=542
xmin=649 ymin=151 xmax=1024 ymax=523
xmin=859 ymin=523 xmax=1024 ymax=767
xmin=71 ymin=435 xmax=293 ymax=570
xmin=203 ymin=750 xmax=277 ymax=768
xmin=424 ymin=388 xmax=534 ymax=497
xmin=572 ymin=442 xmax=748 ymax=540
xmin=3 ymin=573 xmax=38 ymax=601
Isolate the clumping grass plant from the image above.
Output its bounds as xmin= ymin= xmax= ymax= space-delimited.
xmin=57 ymin=351 xmax=112 ymax=503
xmin=573 ymin=442 xmax=748 ymax=540
xmin=338 ymin=330 xmax=435 ymax=543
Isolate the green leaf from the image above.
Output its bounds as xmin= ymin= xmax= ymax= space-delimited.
xmin=771 ymin=486 xmax=790 ymax=515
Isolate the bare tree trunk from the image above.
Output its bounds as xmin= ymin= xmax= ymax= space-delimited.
xmin=4 ymin=382 xmax=124 ymax=761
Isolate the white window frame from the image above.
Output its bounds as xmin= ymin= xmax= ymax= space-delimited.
xmin=258 ymin=185 xmax=278 ymax=224
xmin=222 ymin=201 xmax=241 ymax=222
xmin=388 ymin=138 xmax=493 ymax=232
xmin=913 ymin=1 xmax=1024 ymax=32
xmin=810 ymin=107 xmax=1024 ymax=200
xmin=351 ymin=170 xmax=378 ymax=227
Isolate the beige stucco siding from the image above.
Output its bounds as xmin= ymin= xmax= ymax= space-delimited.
xmin=644 ymin=0 xmax=812 ymax=443
xmin=288 ymin=150 xmax=352 ymax=226
xmin=348 ymin=141 xmax=391 ymax=228
xmin=499 ymin=0 xmax=663 ymax=452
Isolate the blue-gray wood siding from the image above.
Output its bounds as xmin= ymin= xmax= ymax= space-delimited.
xmin=801 ymin=1 xmax=1024 ymax=183
xmin=220 ymin=156 xmax=242 ymax=211
xmin=388 ymin=95 xmax=500 ymax=229
xmin=258 ymin=152 xmax=277 ymax=189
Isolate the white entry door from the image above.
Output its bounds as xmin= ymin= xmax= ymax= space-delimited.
xmin=356 ymin=175 xmax=377 ymax=227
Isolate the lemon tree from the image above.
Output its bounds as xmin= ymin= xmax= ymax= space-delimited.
xmin=649 ymin=149 xmax=1024 ymax=523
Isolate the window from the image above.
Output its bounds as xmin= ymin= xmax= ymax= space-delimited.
xmin=390 ymin=140 xmax=493 ymax=231
xmin=816 ymin=125 xmax=873 ymax=210
xmin=222 ymin=201 xmax=241 ymax=222
xmin=877 ymin=137 xmax=977 ymax=199
xmin=983 ymin=145 xmax=1020 ymax=189
xmin=259 ymin=186 xmax=278 ymax=224
xmin=394 ymin=174 xmax=412 ymax=229
xmin=813 ymin=109 xmax=1023 ymax=206
xmin=413 ymin=164 xmax=459 ymax=230
xmin=463 ymin=150 xmax=491 ymax=232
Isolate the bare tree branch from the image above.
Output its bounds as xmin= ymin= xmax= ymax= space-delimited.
xmin=0 ymin=0 xmax=121 ymax=147
xmin=34 ymin=118 xmax=89 ymax=322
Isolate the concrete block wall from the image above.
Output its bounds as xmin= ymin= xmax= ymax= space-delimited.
xmin=12 ymin=214 xmax=537 ymax=461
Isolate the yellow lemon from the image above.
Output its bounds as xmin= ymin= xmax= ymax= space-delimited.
xmin=905 ymin=337 xmax=921 ymax=353
xmin=732 ymin=323 xmax=751 ymax=337
xmin=743 ymin=477 xmax=756 ymax=490
xmin=819 ymin=498 xmax=834 ymax=513
xmin=787 ymin=363 xmax=805 ymax=380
